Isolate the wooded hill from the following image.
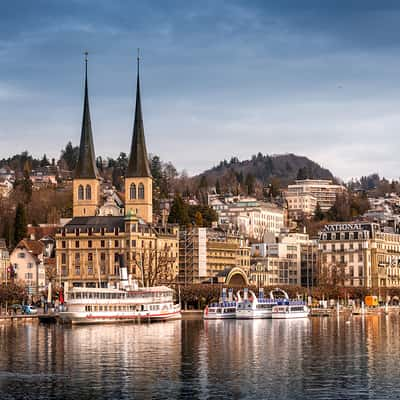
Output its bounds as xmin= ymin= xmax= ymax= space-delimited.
xmin=191 ymin=153 xmax=334 ymax=192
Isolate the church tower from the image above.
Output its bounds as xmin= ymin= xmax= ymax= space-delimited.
xmin=125 ymin=54 xmax=153 ymax=223
xmin=73 ymin=54 xmax=100 ymax=217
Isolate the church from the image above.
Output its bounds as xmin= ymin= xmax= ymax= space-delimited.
xmin=55 ymin=56 xmax=179 ymax=289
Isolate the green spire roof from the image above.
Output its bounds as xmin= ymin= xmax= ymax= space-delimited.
xmin=74 ymin=54 xmax=98 ymax=180
xmin=126 ymin=54 xmax=152 ymax=178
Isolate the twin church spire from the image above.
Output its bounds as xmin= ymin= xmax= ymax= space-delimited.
xmin=73 ymin=52 xmax=153 ymax=222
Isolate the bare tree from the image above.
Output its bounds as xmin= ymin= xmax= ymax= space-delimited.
xmin=131 ymin=245 xmax=177 ymax=287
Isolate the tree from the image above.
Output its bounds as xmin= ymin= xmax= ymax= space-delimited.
xmin=60 ymin=141 xmax=79 ymax=171
xmin=168 ymin=195 xmax=189 ymax=226
xmin=215 ymin=179 xmax=221 ymax=194
xmin=194 ymin=211 xmax=203 ymax=227
xmin=40 ymin=154 xmax=50 ymax=168
xmin=245 ymin=173 xmax=255 ymax=195
xmin=131 ymin=246 xmax=177 ymax=287
xmin=314 ymin=202 xmax=325 ymax=221
xmin=13 ymin=203 xmax=27 ymax=245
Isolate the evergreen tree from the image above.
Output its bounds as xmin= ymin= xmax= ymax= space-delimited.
xmin=168 ymin=195 xmax=189 ymax=226
xmin=215 ymin=179 xmax=221 ymax=194
xmin=245 ymin=173 xmax=255 ymax=195
xmin=40 ymin=154 xmax=50 ymax=167
xmin=14 ymin=203 xmax=27 ymax=246
xmin=314 ymin=202 xmax=325 ymax=221
xmin=198 ymin=175 xmax=208 ymax=191
xmin=60 ymin=141 xmax=79 ymax=171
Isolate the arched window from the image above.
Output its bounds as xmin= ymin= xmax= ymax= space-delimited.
xmin=138 ymin=183 xmax=144 ymax=199
xmin=78 ymin=185 xmax=84 ymax=200
xmin=130 ymin=183 xmax=136 ymax=200
xmin=85 ymin=185 xmax=91 ymax=200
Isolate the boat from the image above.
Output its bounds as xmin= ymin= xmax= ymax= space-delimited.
xmin=58 ymin=285 xmax=181 ymax=324
xmin=235 ymin=288 xmax=283 ymax=319
xmin=271 ymin=301 xmax=310 ymax=319
xmin=204 ymin=288 xmax=236 ymax=319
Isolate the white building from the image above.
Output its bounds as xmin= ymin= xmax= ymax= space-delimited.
xmin=285 ymin=179 xmax=346 ymax=212
xmin=209 ymin=195 xmax=284 ymax=240
xmin=10 ymin=239 xmax=46 ymax=296
xmin=285 ymin=192 xmax=317 ymax=219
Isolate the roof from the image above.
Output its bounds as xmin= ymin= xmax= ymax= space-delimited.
xmin=64 ymin=216 xmax=126 ymax=232
xmin=126 ymin=58 xmax=152 ymax=178
xmin=16 ymin=239 xmax=45 ymax=256
xmin=74 ymin=58 xmax=99 ymax=180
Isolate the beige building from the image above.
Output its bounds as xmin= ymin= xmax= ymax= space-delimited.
xmin=0 ymin=239 xmax=9 ymax=283
xmin=318 ymin=222 xmax=400 ymax=288
xmin=10 ymin=240 xmax=46 ymax=296
xmin=285 ymin=192 xmax=318 ymax=220
xmin=286 ymin=179 xmax=346 ymax=212
xmin=179 ymin=227 xmax=250 ymax=284
xmin=56 ymin=56 xmax=179 ymax=290
xmin=250 ymin=233 xmax=317 ymax=287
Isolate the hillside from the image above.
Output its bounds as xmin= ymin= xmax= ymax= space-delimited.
xmin=193 ymin=153 xmax=334 ymax=190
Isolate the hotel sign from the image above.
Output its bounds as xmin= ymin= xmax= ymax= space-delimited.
xmin=323 ymin=223 xmax=364 ymax=232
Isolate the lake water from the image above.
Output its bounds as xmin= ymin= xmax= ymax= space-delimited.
xmin=0 ymin=315 xmax=400 ymax=399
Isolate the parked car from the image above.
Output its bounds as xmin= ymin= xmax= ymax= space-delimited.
xmin=22 ymin=305 xmax=38 ymax=315
xmin=9 ymin=304 xmax=22 ymax=314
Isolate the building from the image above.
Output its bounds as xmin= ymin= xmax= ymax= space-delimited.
xmin=0 ymin=239 xmax=9 ymax=283
xmin=9 ymin=239 xmax=46 ymax=296
xmin=318 ymin=222 xmax=400 ymax=288
xmin=250 ymin=233 xmax=317 ymax=288
xmin=284 ymin=192 xmax=317 ymax=220
xmin=179 ymin=227 xmax=250 ymax=284
xmin=55 ymin=55 xmax=179 ymax=290
xmin=209 ymin=194 xmax=284 ymax=241
xmin=286 ymin=179 xmax=346 ymax=212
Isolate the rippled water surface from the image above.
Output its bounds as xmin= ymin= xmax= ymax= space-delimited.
xmin=1 ymin=315 xmax=400 ymax=399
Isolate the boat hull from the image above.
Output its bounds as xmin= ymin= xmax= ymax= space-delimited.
xmin=236 ymin=310 xmax=272 ymax=319
xmin=59 ymin=310 xmax=182 ymax=325
xmin=272 ymin=312 xmax=309 ymax=319
xmin=204 ymin=313 xmax=236 ymax=320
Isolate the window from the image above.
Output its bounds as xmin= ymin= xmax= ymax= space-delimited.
xmin=75 ymin=266 xmax=80 ymax=275
xmin=130 ymin=183 xmax=136 ymax=200
xmin=138 ymin=183 xmax=144 ymax=199
xmin=75 ymin=253 xmax=80 ymax=263
xmin=78 ymin=185 xmax=84 ymax=200
xmin=101 ymin=240 xmax=105 ymax=248
xmin=18 ymin=252 xmax=25 ymax=259
xmin=115 ymin=240 xmax=119 ymax=248
xmin=88 ymin=253 xmax=93 ymax=262
xmin=75 ymin=241 xmax=80 ymax=248
xmin=27 ymin=263 xmax=33 ymax=269
xmin=88 ymin=240 xmax=92 ymax=248
xmin=62 ymin=241 xmax=66 ymax=249
xmin=61 ymin=253 xmax=66 ymax=264
xmin=85 ymin=185 xmax=91 ymax=200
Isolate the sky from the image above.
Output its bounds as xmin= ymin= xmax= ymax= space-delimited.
xmin=1 ymin=1 xmax=400 ymax=180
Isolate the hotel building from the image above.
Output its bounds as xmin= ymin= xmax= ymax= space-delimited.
xmin=318 ymin=222 xmax=400 ymax=288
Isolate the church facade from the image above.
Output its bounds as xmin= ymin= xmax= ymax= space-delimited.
xmin=55 ymin=56 xmax=179 ymax=289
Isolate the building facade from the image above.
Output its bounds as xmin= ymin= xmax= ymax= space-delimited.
xmin=286 ymin=179 xmax=346 ymax=212
xmin=318 ymin=222 xmax=400 ymax=288
xmin=250 ymin=233 xmax=317 ymax=288
xmin=10 ymin=240 xmax=46 ymax=296
xmin=178 ymin=227 xmax=250 ymax=284
xmin=0 ymin=239 xmax=9 ymax=283
xmin=209 ymin=195 xmax=284 ymax=241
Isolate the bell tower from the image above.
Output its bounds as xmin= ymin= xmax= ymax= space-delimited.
xmin=73 ymin=53 xmax=100 ymax=217
xmin=125 ymin=52 xmax=153 ymax=223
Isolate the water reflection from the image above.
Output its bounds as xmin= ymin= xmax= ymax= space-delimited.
xmin=0 ymin=316 xmax=400 ymax=399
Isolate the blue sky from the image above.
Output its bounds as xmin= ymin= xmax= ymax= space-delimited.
xmin=1 ymin=1 xmax=400 ymax=180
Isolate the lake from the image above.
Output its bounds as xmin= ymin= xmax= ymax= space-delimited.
xmin=0 ymin=315 xmax=399 ymax=399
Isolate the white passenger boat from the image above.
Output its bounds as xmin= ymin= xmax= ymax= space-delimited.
xmin=236 ymin=288 xmax=283 ymax=319
xmin=204 ymin=288 xmax=236 ymax=319
xmin=58 ymin=286 xmax=181 ymax=324
xmin=203 ymin=301 xmax=237 ymax=319
xmin=271 ymin=302 xmax=310 ymax=319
